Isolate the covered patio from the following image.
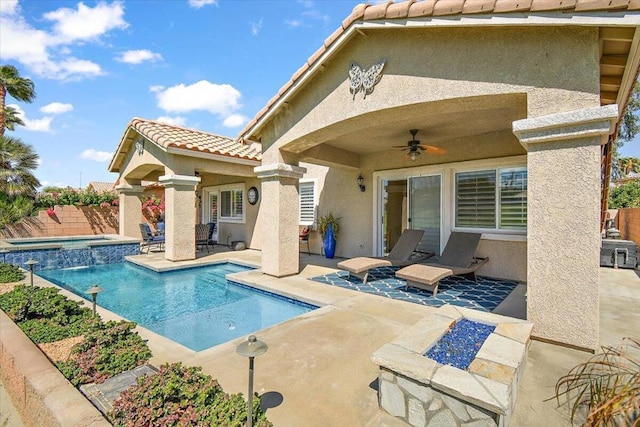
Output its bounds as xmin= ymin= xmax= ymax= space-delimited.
xmin=109 ymin=118 xmax=262 ymax=262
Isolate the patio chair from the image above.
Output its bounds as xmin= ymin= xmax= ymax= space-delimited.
xmin=139 ymin=223 xmax=165 ymax=253
xmin=337 ymin=229 xmax=434 ymax=284
xmin=395 ymin=231 xmax=489 ymax=296
xmin=195 ymin=224 xmax=212 ymax=253
xmin=156 ymin=221 xmax=165 ymax=236
xmin=206 ymin=222 xmax=217 ymax=248
xmin=299 ymin=226 xmax=310 ymax=256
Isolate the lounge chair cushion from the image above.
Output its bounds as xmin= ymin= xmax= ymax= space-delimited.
xmin=337 ymin=257 xmax=392 ymax=274
xmin=395 ymin=264 xmax=453 ymax=285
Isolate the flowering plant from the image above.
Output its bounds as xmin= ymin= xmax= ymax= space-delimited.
xmin=141 ymin=195 xmax=165 ymax=223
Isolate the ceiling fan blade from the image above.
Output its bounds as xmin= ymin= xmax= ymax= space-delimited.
xmin=418 ymin=144 xmax=446 ymax=154
xmin=392 ymin=145 xmax=409 ymax=148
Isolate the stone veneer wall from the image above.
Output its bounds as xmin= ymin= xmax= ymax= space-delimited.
xmin=379 ymin=367 xmax=499 ymax=427
xmin=616 ymin=207 xmax=640 ymax=247
xmin=0 ymin=205 xmax=118 ymax=239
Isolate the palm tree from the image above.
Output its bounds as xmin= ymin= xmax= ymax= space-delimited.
xmin=617 ymin=157 xmax=640 ymax=177
xmin=0 ymin=65 xmax=36 ymax=136
xmin=0 ymin=135 xmax=40 ymax=197
xmin=4 ymin=105 xmax=25 ymax=132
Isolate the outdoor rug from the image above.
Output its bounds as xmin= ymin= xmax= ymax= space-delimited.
xmin=311 ymin=266 xmax=518 ymax=312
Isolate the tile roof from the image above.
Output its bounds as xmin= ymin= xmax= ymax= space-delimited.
xmin=86 ymin=182 xmax=115 ymax=193
xmin=130 ymin=118 xmax=261 ymax=161
xmin=239 ymin=0 xmax=640 ymax=139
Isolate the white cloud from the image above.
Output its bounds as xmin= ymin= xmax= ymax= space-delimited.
xmin=8 ymin=104 xmax=53 ymax=132
xmin=43 ymin=1 xmax=128 ymax=44
xmin=188 ymin=0 xmax=217 ymax=9
xmin=116 ymin=49 xmax=162 ymax=64
xmin=285 ymin=20 xmax=302 ymax=28
xmin=149 ymin=85 xmax=165 ymax=93
xmin=156 ymin=116 xmax=187 ymax=126
xmin=0 ymin=0 xmax=18 ymax=15
xmin=154 ymin=80 xmax=242 ymax=117
xmin=40 ymin=102 xmax=74 ymax=114
xmin=0 ymin=1 xmax=127 ymax=80
xmin=250 ymin=18 xmax=263 ymax=36
xmin=80 ymin=149 xmax=113 ymax=162
xmin=222 ymin=114 xmax=248 ymax=128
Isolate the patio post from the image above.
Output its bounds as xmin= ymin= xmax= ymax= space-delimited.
xmin=159 ymin=174 xmax=201 ymax=261
xmin=115 ymin=183 xmax=144 ymax=238
xmin=255 ymin=163 xmax=307 ymax=277
xmin=513 ymin=105 xmax=618 ymax=351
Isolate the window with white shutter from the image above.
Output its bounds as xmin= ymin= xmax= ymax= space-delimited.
xmin=455 ymin=167 xmax=527 ymax=231
xmin=299 ymin=180 xmax=316 ymax=225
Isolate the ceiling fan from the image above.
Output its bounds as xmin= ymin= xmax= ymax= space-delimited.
xmin=393 ymin=129 xmax=445 ymax=162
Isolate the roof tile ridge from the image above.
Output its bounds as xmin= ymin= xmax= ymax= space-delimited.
xmin=387 ymin=0 xmax=417 ymax=18
xmin=134 ymin=117 xmax=235 ymax=141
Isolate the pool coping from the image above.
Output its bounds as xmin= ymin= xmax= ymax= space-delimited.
xmin=0 ymin=234 xmax=139 ymax=251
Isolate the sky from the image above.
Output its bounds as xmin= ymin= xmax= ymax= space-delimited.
xmin=1 ymin=0 xmax=638 ymax=190
xmin=0 ymin=0 xmax=364 ymax=189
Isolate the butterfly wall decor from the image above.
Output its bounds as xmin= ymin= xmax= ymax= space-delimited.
xmin=349 ymin=60 xmax=386 ymax=100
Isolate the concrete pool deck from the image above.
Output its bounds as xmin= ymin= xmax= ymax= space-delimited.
xmin=2 ymin=248 xmax=638 ymax=426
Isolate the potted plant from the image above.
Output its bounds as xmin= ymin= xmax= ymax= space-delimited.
xmin=318 ymin=212 xmax=340 ymax=259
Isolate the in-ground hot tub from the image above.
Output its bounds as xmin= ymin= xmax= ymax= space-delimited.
xmin=0 ymin=235 xmax=141 ymax=270
xmin=371 ymin=305 xmax=533 ymax=427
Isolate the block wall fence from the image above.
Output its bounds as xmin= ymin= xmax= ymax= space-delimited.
xmin=0 ymin=206 xmax=119 ymax=239
xmin=616 ymin=207 xmax=640 ymax=247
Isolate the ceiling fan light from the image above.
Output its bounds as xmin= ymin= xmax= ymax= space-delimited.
xmin=410 ymin=151 xmax=418 ymax=162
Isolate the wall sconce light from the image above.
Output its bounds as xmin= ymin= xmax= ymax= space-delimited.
xmin=357 ymin=173 xmax=365 ymax=192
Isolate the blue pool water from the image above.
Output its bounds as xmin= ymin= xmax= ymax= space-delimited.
xmin=37 ymin=262 xmax=316 ymax=351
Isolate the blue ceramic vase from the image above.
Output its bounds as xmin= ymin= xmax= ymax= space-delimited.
xmin=324 ymin=223 xmax=336 ymax=259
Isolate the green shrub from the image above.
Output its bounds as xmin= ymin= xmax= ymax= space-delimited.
xmin=58 ymin=320 xmax=152 ymax=386
xmin=0 ymin=263 xmax=24 ymax=283
xmin=608 ymin=179 xmax=640 ymax=208
xmin=0 ymin=285 xmax=97 ymax=342
xmin=111 ymin=363 xmax=272 ymax=427
xmin=35 ymin=188 xmax=118 ymax=209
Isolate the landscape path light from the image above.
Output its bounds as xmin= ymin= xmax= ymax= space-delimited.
xmin=85 ymin=285 xmax=104 ymax=316
xmin=25 ymin=259 xmax=38 ymax=286
xmin=236 ymin=335 xmax=268 ymax=427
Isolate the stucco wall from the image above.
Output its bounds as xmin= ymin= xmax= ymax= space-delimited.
xmin=616 ymin=207 xmax=640 ymax=247
xmin=0 ymin=206 xmax=118 ymax=239
xmin=260 ymin=25 xmax=599 ymax=157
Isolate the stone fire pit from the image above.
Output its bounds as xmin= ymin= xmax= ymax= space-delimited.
xmin=371 ymin=305 xmax=533 ymax=427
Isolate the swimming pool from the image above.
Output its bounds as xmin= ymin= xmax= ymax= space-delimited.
xmin=37 ymin=262 xmax=317 ymax=351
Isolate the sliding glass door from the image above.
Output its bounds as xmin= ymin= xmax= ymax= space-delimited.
xmin=408 ymin=175 xmax=442 ymax=255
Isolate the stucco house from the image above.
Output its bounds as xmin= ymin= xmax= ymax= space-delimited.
xmin=110 ymin=0 xmax=640 ymax=352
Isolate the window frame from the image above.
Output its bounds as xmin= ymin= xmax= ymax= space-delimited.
xmin=218 ymin=183 xmax=245 ymax=224
xmin=299 ymin=178 xmax=317 ymax=226
xmin=453 ymin=166 xmax=527 ymax=235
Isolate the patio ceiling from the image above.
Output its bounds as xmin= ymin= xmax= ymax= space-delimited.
xmin=291 ymin=94 xmax=527 ymax=157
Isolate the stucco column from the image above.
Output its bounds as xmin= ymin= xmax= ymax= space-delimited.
xmin=159 ymin=174 xmax=201 ymax=261
xmin=115 ymin=184 xmax=144 ymax=238
xmin=255 ymin=163 xmax=307 ymax=277
xmin=513 ymin=105 xmax=618 ymax=351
